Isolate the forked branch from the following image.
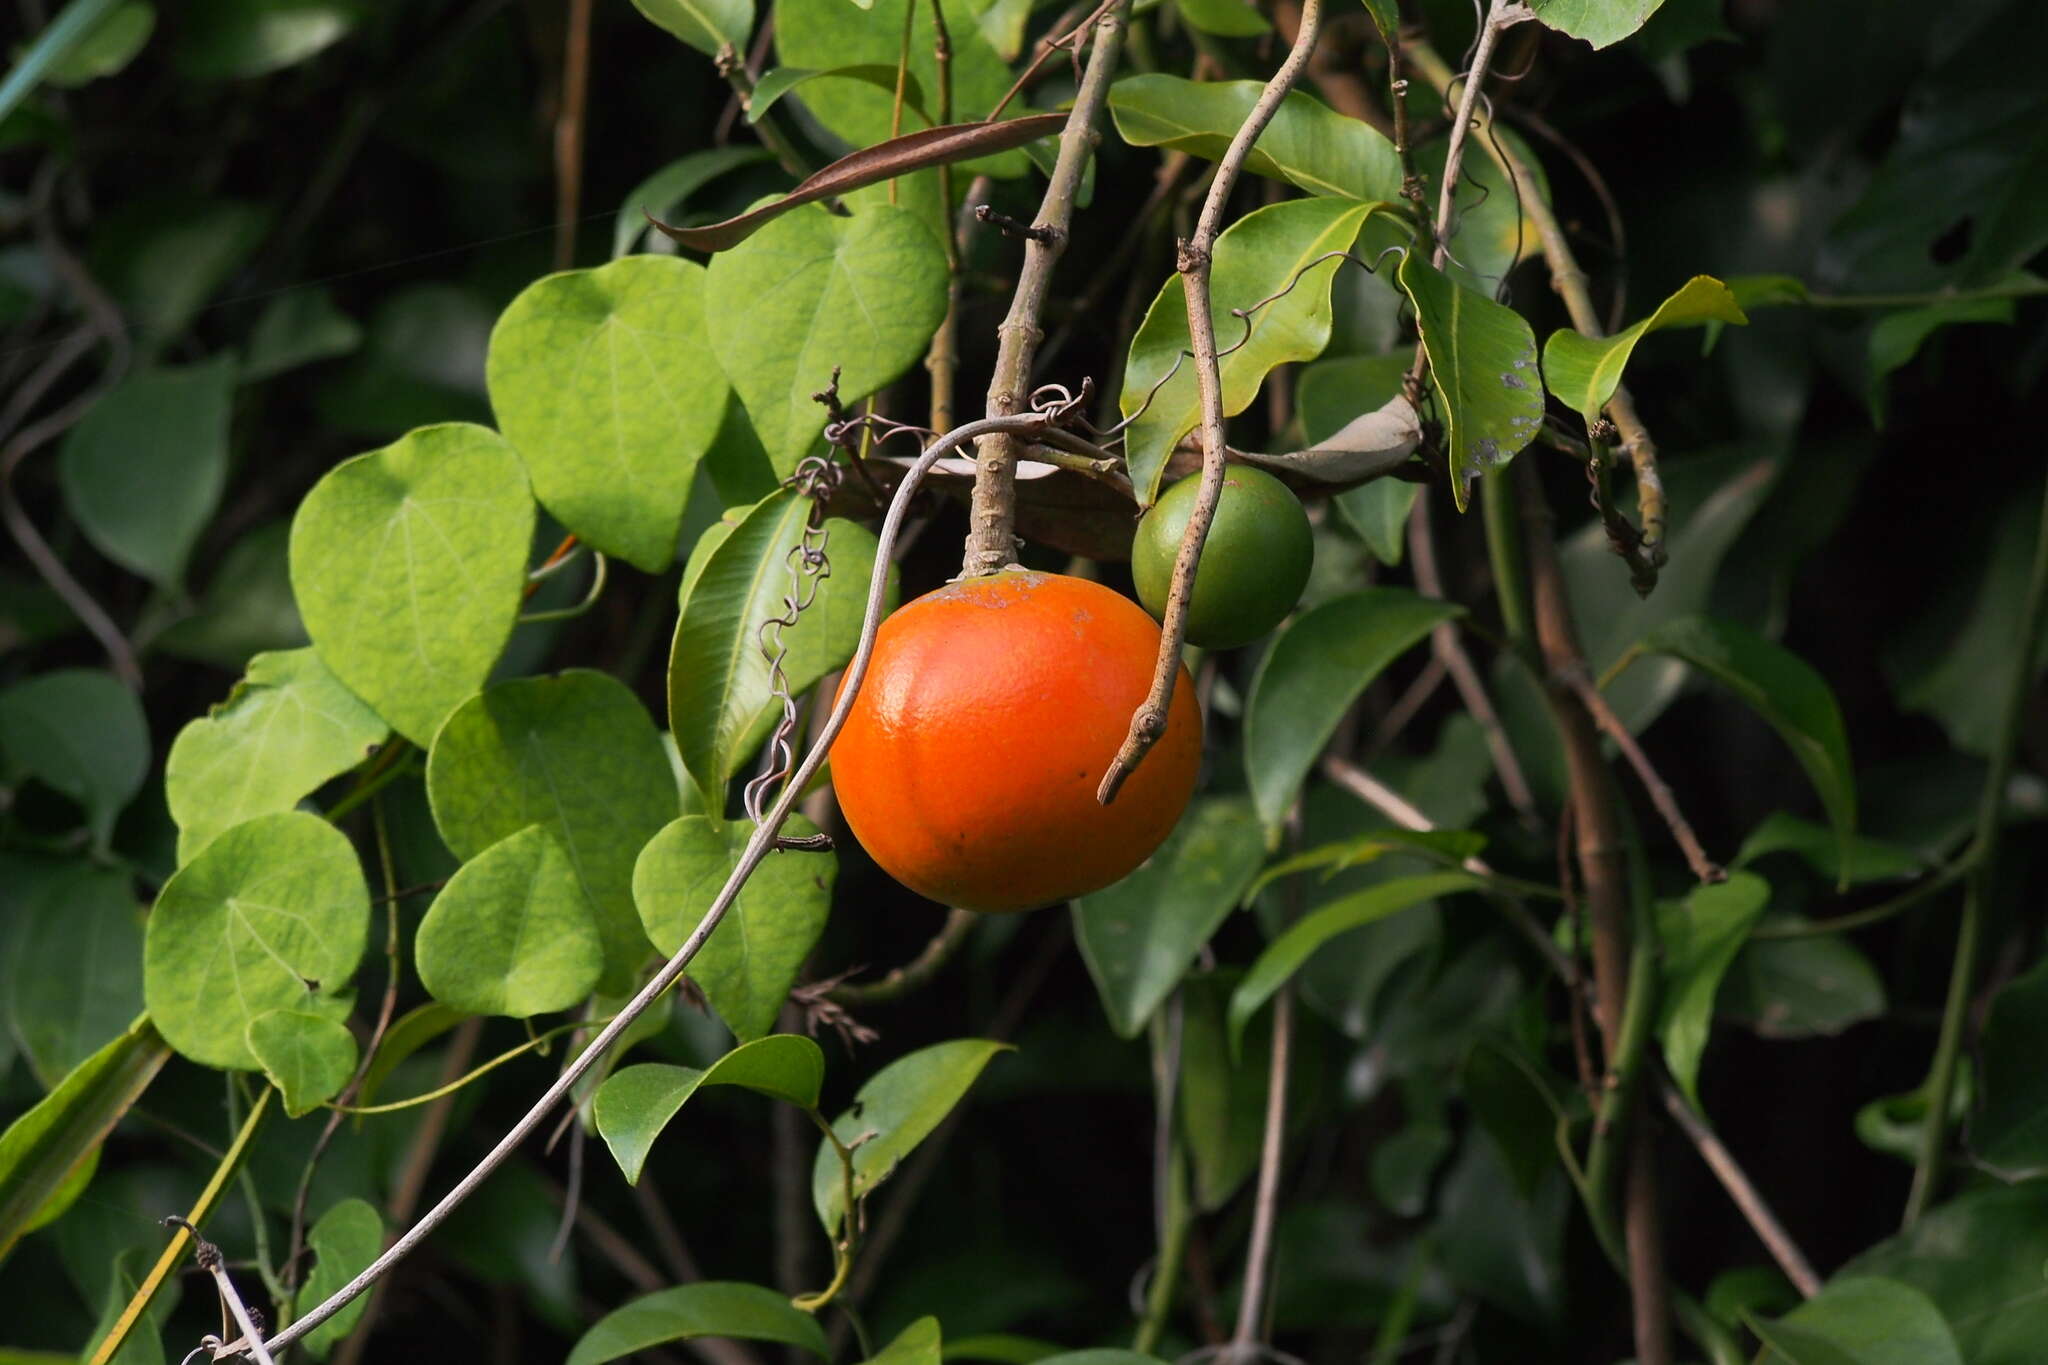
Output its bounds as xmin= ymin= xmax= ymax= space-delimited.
xmin=1098 ymin=0 xmax=1326 ymax=804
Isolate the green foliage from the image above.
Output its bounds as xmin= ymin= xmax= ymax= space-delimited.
xmin=594 ymin=1036 xmax=826 ymax=1182
xmin=1396 ymin=252 xmax=1542 ymax=510
xmin=1542 ymin=276 xmax=1747 ymax=426
xmin=1072 ymin=796 xmax=1266 ymax=1038
xmin=1656 ymin=872 xmax=1769 ymax=1105
xmin=631 ymin=814 xmax=834 ymax=1040
xmin=1121 ymin=198 xmax=1389 ymax=503
xmin=294 ymin=1199 xmax=382 ymax=1358
xmin=0 ymin=668 xmax=147 ymax=852
xmin=567 ymin=1281 xmax=829 ymax=1365
xmin=1108 ymin=77 xmax=1401 ymax=201
xmin=142 ymin=811 xmax=367 ymax=1069
xmin=1751 ymin=1276 xmax=1962 ymax=1365
xmin=7 ymin=864 xmax=144 ymax=1085
xmin=426 ymin=670 xmax=676 ymax=991
xmin=487 ymin=256 xmax=728 ymax=570
xmin=289 ymin=423 xmax=535 ymax=747
xmin=414 ymin=825 xmax=604 ymax=1017
xmin=246 ymin=1009 xmax=358 ymax=1117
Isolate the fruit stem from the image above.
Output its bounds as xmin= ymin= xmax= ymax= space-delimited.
xmin=961 ymin=0 xmax=1132 ymax=577
xmin=1099 ymin=0 xmax=1325 ymax=804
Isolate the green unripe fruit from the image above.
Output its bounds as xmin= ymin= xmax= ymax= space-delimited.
xmin=1132 ymin=465 xmax=1314 ymax=650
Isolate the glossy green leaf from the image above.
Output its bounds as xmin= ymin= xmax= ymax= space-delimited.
xmin=7 ymin=864 xmax=143 ymax=1086
xmin=776 ymin=0 xmax=1025 ymax=175
xmin=1633 ymin=616 xmax=1856 ymax=867
xmin=628 ymin=0 xmax=752 ymax=58
xmin=41 ymin=2 xmax=152 ymax=85
xmin=487 ymin=256 xmax=728 ymax=570
xmin=614 ymin=147 xmax=779 ymax=258
xmin=289 ymin=422 xmax=535 ymax=747
xmin=0 ymin=668 xmax=146 ymax=852
xmin=1866 ymin=293 xmax=2018 ymax=426
xmin=246 ymin=1009 xmax=357 ymax=1117
xmin=1720 ymin=922 xmax=1885 ymax=1038
xmin=1108 ymin=77 xmax=1400 ymax=202
xmin=164 ymin=647 xmax=388 ymax=863
xmin=863 ymin=1318 xmax=942 ymax=1365
xmin=706 ymin=202 xmax=946 ymax=474
xmin=1249 ymin=827 xmax=1487 ymax=899
xmin=595 ymin=1036 xmax=827 ymax=1182
xmin=1297 ymin=353 xmax=1418 ymax=564
xmin=0 ymin=1019 xmax=170 ymax=1265
xmin=669 ymin=491 xmax=890 ymax=808
xmin=1227 ymin=873 xmax=1478 ymax=1053
xmin=567 ymin=1281 xmax=828 ymax=1365
xmin=1396 ymin=251 xmax=1543 ymax=510
xmin=295 ymin=1198 xmax=382 ymax=1358
xmin=1751 ymin=1276 xmax=1962 ymax=1365
xmin=425 ymin=671 xmax=676 ymax=993
xmin=142 ymin=810 xmax=368 ymax=1069
xmin=1243 ymin=587 xmax=1463 ymax=829
xmin=1733 ymin=812 xmax=1923 ymax=888
xmin=172 ymin=0 xmax=359 ymax=79
xmin=813 ymin=1038 xmax=1011 ymax=1235
xmin=1657 ymin=871 xmax=1770 ymax=1106
xmin=1972 ymin=955 xmax=2048 ymax=1179
xmin=1841 ymin=1184 xmax=2048 ymax=1364
xmin=1528 ymin=0 xmax=1668 ymax=48
xmin=631 ymin=814 xmax=834 ymax=1041
xmin=242 ymin=286 xmax=362 ymax=382
xmin=415 ymin=825 xmax=604 ymax=1018
xmin=1072 ymin=797 xmax=1267 ymax=1038
xmin=1542 ymin=276 xmax=1747 ymax=424
xmin=1121 ymin=197 xmax=1383 ymax=504
xmin=749 ymin=65 xmax=927 ymax=124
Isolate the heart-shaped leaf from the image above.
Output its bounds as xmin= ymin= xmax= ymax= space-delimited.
xmin=289 ymin=423 xmax=535 ymax=746
xmin=1527 ymin=0 xmax=1671 ymax=49
xmin=1396 ymin=252 xmax=1543 ymax=511
xmin=0 ymin=668 xmax=148 ymax=853
xmin=426 ymin=671 xmax=676 ymax=993
xmin=247 ymin=1009 xmax=358 ymax=1118
xmin=594 ymin=1035 xmax=826 ymax=1182
xmin=487 ymin=256 xmax=730 ymax=570
xmin=415 ymin=825 xmax=604 ymax=1018
xmin=1121 ymin=197 xmax=1389 ymax=503
xmin=1244 ymin=587 xmax=1464 ymax=830
xmin=706 ymin=202 xmax=947 ymax=474
xmin=1072 ymin=797 xmax=1267 ymax=1038
xmin=8 ymin=864 xmax=144 ymax=1086
xmin=295 ymin=1198 xmax=383 ymax=1359
xmin=165 ymin=647 xmax=388 ymax=864
xmin=143 ymin=811 xmax=368 ymax=1070
xmin=632 ymin=814 xmax=834 ymax=1041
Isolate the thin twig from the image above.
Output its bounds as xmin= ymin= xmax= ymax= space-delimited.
xmin=962 ymin=0 xmax=1132 ymax=575
xmin=221 ymin=406 xmax=1081 ymax=1361
xmin=1099 ymin=0 xmax=1326 ymax=802
xmin=1658 ymin=1078 xmax=1819 ymax=1297
xmin=171 ymin=1218 xmax=277 ymax=1365
xmin=1429 ymin=2 xmax=1532 ymax=268
xmin=1407 ymin=493 xmax=1539 ymax=825
xmin=1561 ymin=672 xmax=1722 ymax=883
xmin=553 ymin=0 xmax=593 ymax=270
xmin=826 ymin=908 xmax=978 ymax=1005
xmin=1230 ymin=989 xmax=1294 ymax=1358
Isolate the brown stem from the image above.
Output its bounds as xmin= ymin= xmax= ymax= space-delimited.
xmin=924 ymin=16 xmax=962 ymax=433
xmin=1659 ymin=1078 xmax=1820 ymax=1298
xmin=1407 ymin=494 xmax=1539 ymax=825
xmin=1382 ymin=20 xmax=1431 ymax=231
xmin=1231 ymin=988 xmax=1294 ymax=1352
xmin=1626 ymin=1128 xmax=1674 ymax=1365
xmin=1430 ymin=1 xmax=1531 ymax=267
xmin=961 ymin=0 xmax=1132 ymax=575
xmin=553 ymin=0 xmax=593 ymax=270
xmin=1562 ymin=671 xmax=1724 ymax=884
xmin=1098 ymin=0 xmax=1325 ymax=803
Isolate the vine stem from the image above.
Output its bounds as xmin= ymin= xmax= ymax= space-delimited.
xmin=1659 ymin=1077 xmax=1819 ymax=1297
xmin=826 ymin=907 xmax=977 ymax=1005
xmin=1429 ymin=0 xmax=1531 ymax=269
xmin=1904 ymin=474 xmax=2048 ymax=1227
xmin=1230 ymin=988 xmax=1294 ymax=1357
xmin=214 ymin=408 xmax=1071 ymax=1362
xmin=1407 ymin=37 xmax=1673 ymax=575
xmin=961 ymin=0 xmax=1132 ymax=576
xmin=1098 ymin=0 xmax=1325 ymax=803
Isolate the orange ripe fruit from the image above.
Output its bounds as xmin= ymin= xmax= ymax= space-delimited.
xmin=830 ymin=570 xmax=1203 ymax=913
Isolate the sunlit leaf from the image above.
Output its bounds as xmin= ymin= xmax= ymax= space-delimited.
xmin=415 ymin=825 xmax=604 ymax=1018
xmin=1541 ymin=276 xmax=1747 ymax=425
xmin=1108 ymin=77 xmax=1399 ymax=201
xmin=246 ymin=1009 xmax=357 ymax=1117
xmin=594 ymin=1036 xmax=826 ymax=1182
